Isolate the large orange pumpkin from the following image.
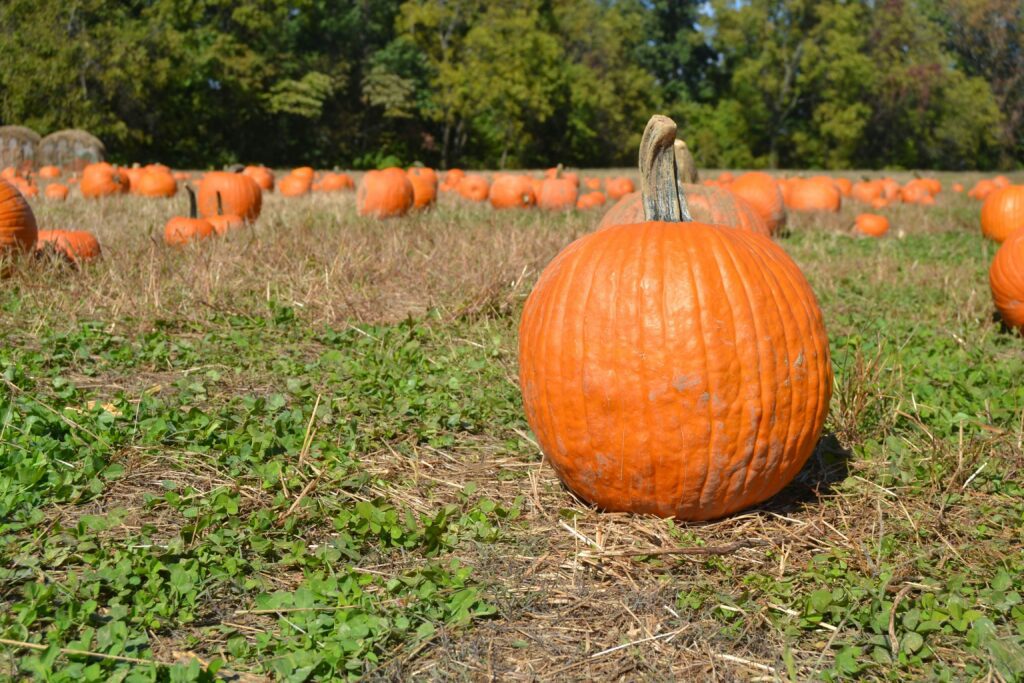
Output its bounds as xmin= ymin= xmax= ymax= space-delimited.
xmin=406 ymin=168 xmax=437 ymax=209
xmin=489 ymin=175 xmax=535 ymax=209
xmin=0 ymin=177 xmax=38 ymax=255
xmin=981 ymin=186 xmax=1024 ymax=243
xmin=990 ymin=227 xmax=1024 ymax=332
xmin=36 ymin=230 xmax=101 ymax=264
xmin=357 ymin=168 xmax=415 ymax=218
xmin=135 ymin=167 xmax=178 ymax=198
xmin=197 ymin=171 xmax=262 ymax=221
xmin=729 ymin=172 xmax=786 ymax=233
xmin=518 ymin=115 xmax=832 ymax=521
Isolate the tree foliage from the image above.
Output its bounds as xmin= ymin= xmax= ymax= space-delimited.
xmin=0 ymin=0 xmax=1018 ymax=169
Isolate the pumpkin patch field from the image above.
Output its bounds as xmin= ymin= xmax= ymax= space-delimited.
xmin=2 ymin=163 xmax=1024 ymax=682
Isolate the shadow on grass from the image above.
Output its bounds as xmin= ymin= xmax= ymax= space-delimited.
xmin=760 ymin=432 xmax=853 ymax=514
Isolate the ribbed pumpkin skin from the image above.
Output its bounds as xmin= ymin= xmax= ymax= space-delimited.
xmin=597 ymin=186 xmax=770 ymax=236
xmin=0 ymin=177 xmax=38 ymax=253
xmin=855 ymin=213 xmax=889 ymax=237
xmin=788 ymin=180 xmax=841 ymax=212
xmin=518 ymin=221 xmax=832 ymax=521
xmin=197 ymin=172 xmax=262 ymax=221
xmin=990 ymin=227 xmax=1024 ymax=331
xmin=981 ymin=186 xmax=1024 ymax=243
xmin=489 ymin=175 xmax=535 ymax=209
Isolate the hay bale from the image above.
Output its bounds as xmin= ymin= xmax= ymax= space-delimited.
xmin=0 ymin=125 xmax=41 ymax=172
xmin=38 ymin=129 xmax=106 ymax=172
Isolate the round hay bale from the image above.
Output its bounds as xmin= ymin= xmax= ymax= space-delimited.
xmin=0 ymin=125 xmax=41 ymax=173
xmin=38 ymin=129 xmax=106 ymax=172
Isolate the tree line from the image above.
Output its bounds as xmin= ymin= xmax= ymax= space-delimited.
xmin=1 ymin=0 xmax=1020 ymax=171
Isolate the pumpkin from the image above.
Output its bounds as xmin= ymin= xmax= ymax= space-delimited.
xmin=787 ymin=178 xmax=841 ymax=212
xmin=207 ymin=192 xmax=246 ymax=236
xmin=0 ymin=177 xmax=38 ymax=255
xmin=165 ymin=185 xmax=214 ymax=246
xmin=990 ymin=227 xmax=1024 ymax=332
xmin=575 ymin=191 xmax=606 ymax=210
xmin=952 ymin=182 xmax=964 ymax=193
xmin=406 ymin=168 xmax=438 ymax=209
xmin=870 ymin=197 xmax=889 ymax=209
xmin=80 ymin=163 xmax=128 ymax=198
xmin=729 ymin=172 xmax=786 ymax=233
xmin=279 ymin=173 xmax=312 ymax=197
xmin=197 ymin=171 xmax=262 ymax=221
xmin=44 ymin=184 xmax=69 ymax=201
xmin=718 ymin=171 xmax=734 ymax=183
xmin=855 ymin=213 xmax=889 ymax=237
xmin=35 ymin=230 xmax=101 ymax=264
xmin=440 ymin=168 xmax=465 ymax=192
xmin=851 ymin=180 xmax=883 ymax=204
xmin=538 ymin=177 xmax=578 ymax=211
xmin=489 ymin=175 xmax=535 ymax=209
xmin=518 ymin=115 xmax=832 ymax=521
xmin=833 ymin=177 xmax=853 ymax=196
xmin=243 ymin=166 xmax=275 ymax=191
xmin=135 ymin=167 xmax=178 ymax=198
xmin=1 ymin=167 xmax=18 ymax=180
xmin=316 ymin=172 xmax=354 ymax=192
xmin=981 ymin=186 xmax=1024 ymax=243
xmin=456 ymin=175 xmax=490 ymax=202
xmin=605 ymin=177 xmax=635 ymax=200
xmin=970 ymin=180 xmax=997 ymax=200
xmin=993 ymin=175 xmax=1012 ymax=189
xmin=357 ymin=168 xmax=415 ymax=218
xmin=583 ymin=177 xmax=602 ymax=191
xmin=13 ymin=179 xmax=38 ymax=199
xmin=292 ymin=167 xmax=315 ymax=182
xmin=880 ymin=178 xmax=901 ymax=200
xmin=38 ymin=166 xmax=61 ymax=179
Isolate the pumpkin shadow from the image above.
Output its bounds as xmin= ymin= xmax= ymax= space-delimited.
xmin=759 ymin=432 xmax=852 ymax=513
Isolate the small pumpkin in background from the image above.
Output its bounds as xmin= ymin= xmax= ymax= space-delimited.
xmin=605 ymin=177 xmax=635 ymax=200
xmin=291 ymin=167 xmax=315 ymax=183
xmin=855 ymin=213 xmax=889 ymax=237
xmin=518 ymin=114 xmax=832 ymax=521
xmin=36 ymin=230 xmax=101 ymax=265
xmin=38 ymin=166 xmax=61 ymax=179
xmin=208 ymin=192 xmax=246 ymax=236
xmin=981 ymin=185 xmax=1024 ymax=243
xmin=165 ymin=185 xmax=215 ymax=246
xmin=440 ymin=169 xmax=465 ymax=192
xmin=456 ymin=175 xmax=490 ymax=202
xmin=969 ymin=179 xmax=997 ymax=200
xmin=243 ymin=165 xmax=275 ymax=192
xmin=489 ymin=175 xmax=535 ymax=209
xmin=787 ymin=178 xmax=841 ymax=212
xmin=990 ymin=227 xmax=1024 ymax=332
xmin=135 ymin=166 xmax=178 ymax=198
xmin=45 ymin=184 xmax=69 ymax=201
xmin=851 ymin=180 xmax=883 ymax=204
xmin=279 ymin=173 xmax=312 ymax=197
xmin=80 ymin=163 xmax=129 ymax=199
xmin=316 ymin=172 xmax=354 ymax=192
xmin=406 ymin=167 xmax=438 ymax=209
xmin=0 ymin=177 xmax=38 ymax=256
xmin=538 ymin=176 xmax=578 ymax=211
xmin=583 ymin=177 xmax=602 ymax=191
xmin=357 ymin=168 xmax=415 ymax=217
xmin=729 ymin=171 xmax=786 ymax=233
xmin=952 ymin=182 xmax=964 ymax=193
xmin=197 ymin=170 xmax=262 ymax=221
xmin=12 ymin=178 xmax=38 ymax=199
xmin=575 ymin=191 xmax=606 ymax=210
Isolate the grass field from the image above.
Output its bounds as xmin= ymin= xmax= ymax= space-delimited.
xmin=2 ymin=172 xmax=1023 ymax=682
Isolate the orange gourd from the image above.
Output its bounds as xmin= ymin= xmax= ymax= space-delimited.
xmin=518 ymin=116 xmax=831 ymax=521
xmin=538 ymin=177 xmax=578 ymax=211
xmin=406 ymin=168 xmax=438 ymax=210
xmin=45 ymin=183 xmax=69 ymax=201
xmin=357 ymin=168 xmax=415 ymax=217
xmin=80 ymin=163 xmax=128 ymax=199
xmin=981 ymin=186 xmax=1024 ymax=243
xmin=787 ymin=179 xmax=841 ymax=212
xmin=135 ymin=167 xmax=178 ymax=198
xmin=208 ymin=192 xmax=246 ymax=236
xmin=456 ymin=175 xmax=490 ymax=202
xmin=990 ymin=227 xmax=1024 ymax=331
xmin=605 ymin=177 xmax=635 ymax=200
xmin=575 ymin=191 xmax=606 ymax=210
xmin=243 ymin=166 xmax=275 ymax=192
xmin=279 ymin=173 xmax=312 ymax=197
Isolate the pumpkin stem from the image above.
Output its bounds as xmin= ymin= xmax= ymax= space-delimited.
xmin=674 ymin=139 xmax=699 ymax=184
xmin=185 ymin=184 xmax=197 ymax=219
xmin=639 ymin=115 xmax=691 ymax=222
xmin=216 ymin=191 xmax=224 ymax=217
